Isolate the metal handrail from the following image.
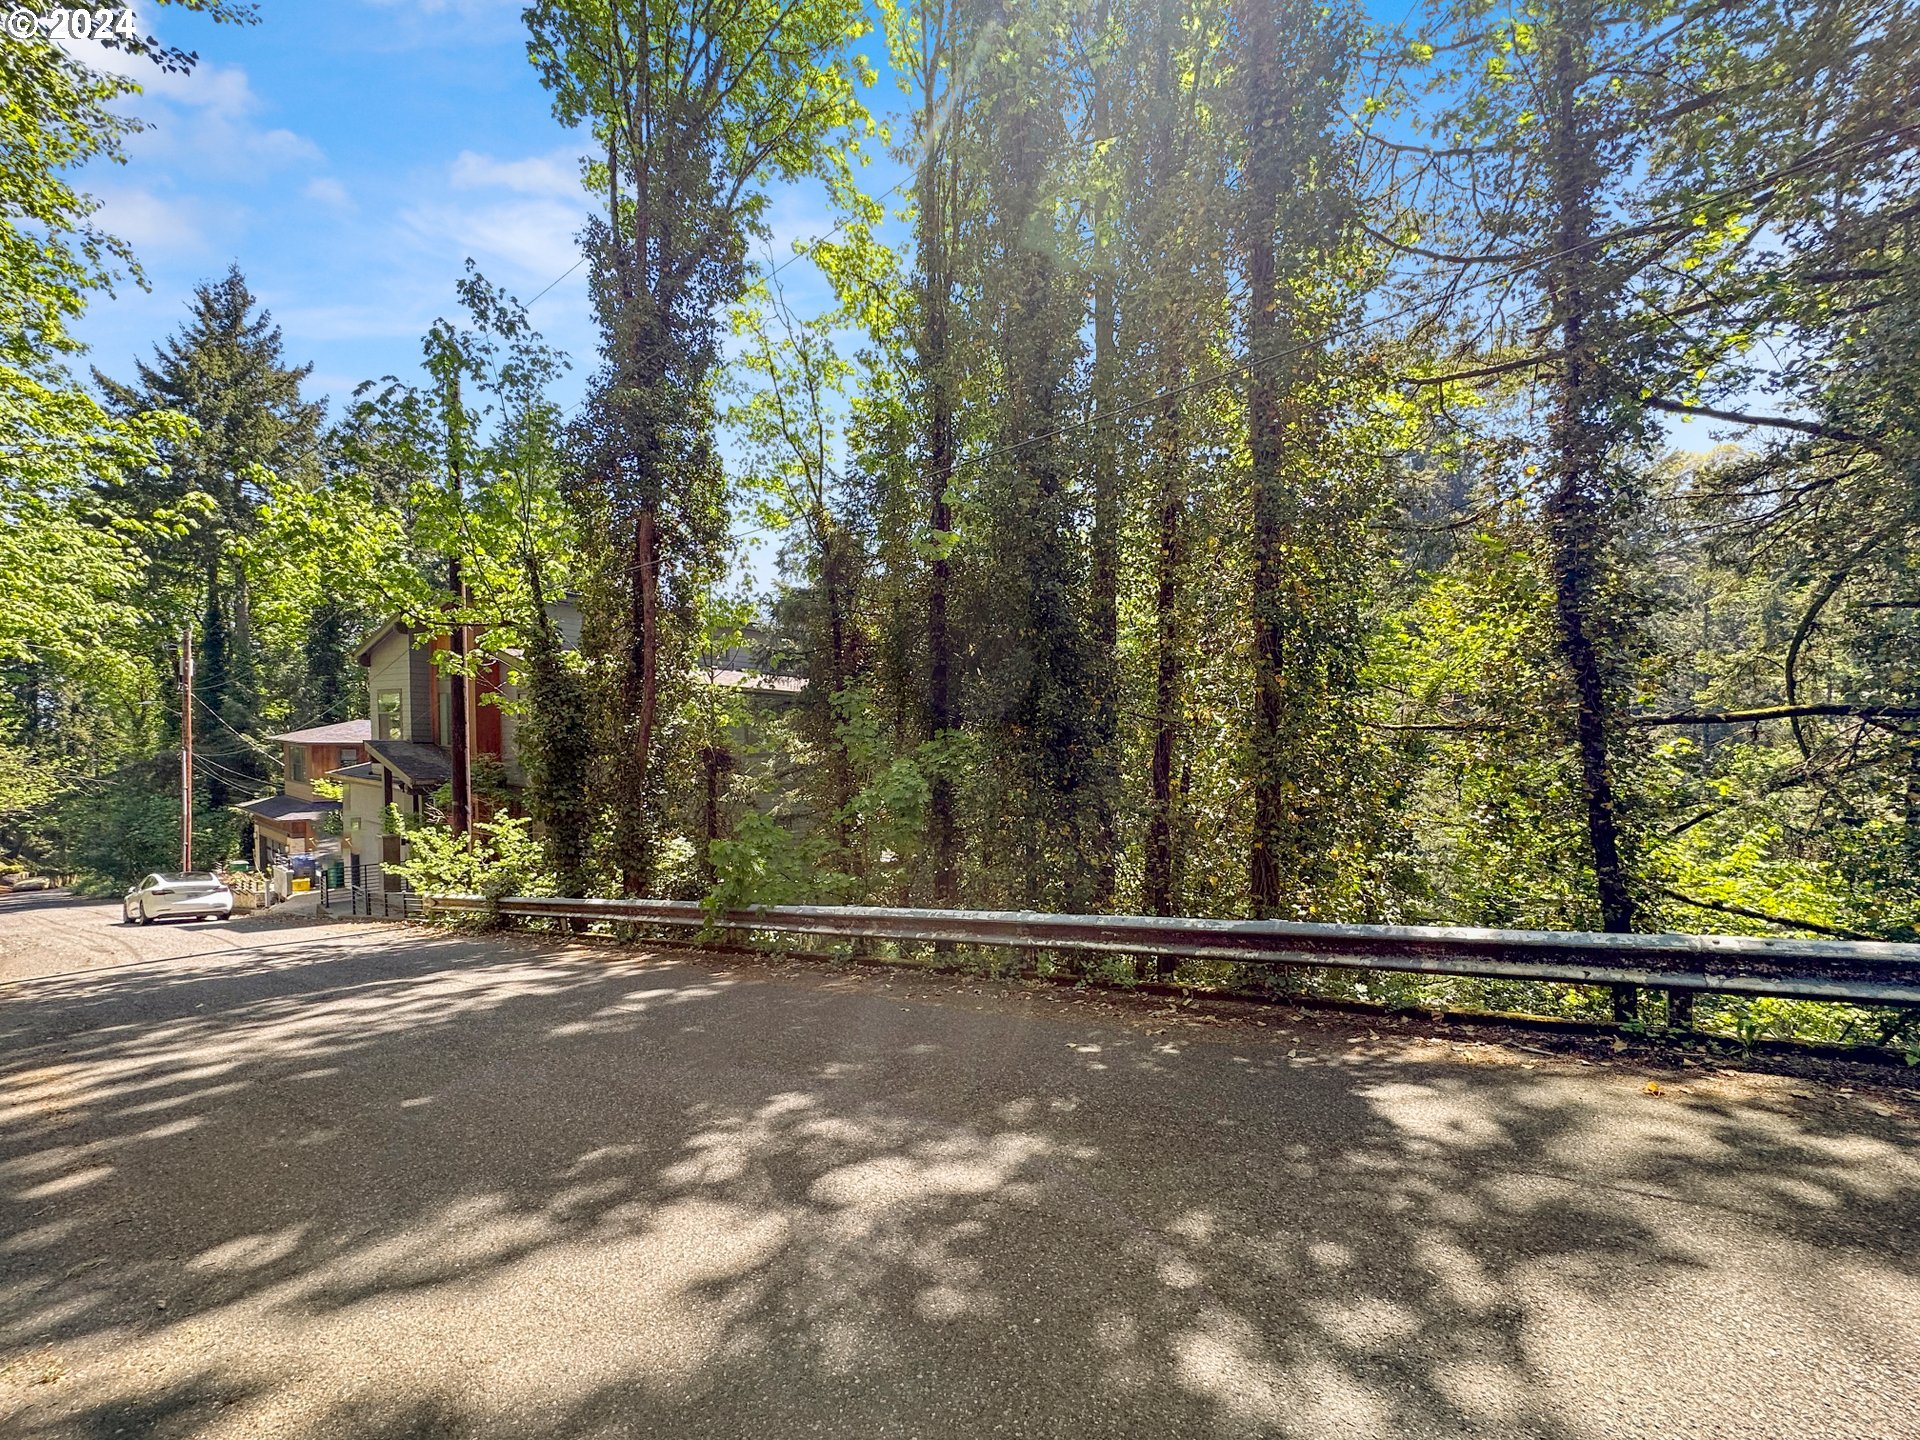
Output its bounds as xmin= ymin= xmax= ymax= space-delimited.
xmin=422 ymin=894 xmax=1920 ymax=1007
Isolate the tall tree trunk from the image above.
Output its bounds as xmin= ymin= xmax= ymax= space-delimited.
xmin=199 ymin=560 xmax=230 ymax=809
xmin=447 ymin=553 xmax=471 ymax=838
xmin=1142 ymin=5 xmax=1184 ymax=919
xmin=1542 ymin=6 xmax=1640 ymax=1019
xmin=621 ymin=507 xmax=661 ymax=896
xmin=521 ymin=553 xmax=593 ymax=904
xmin=700 ymin=743 xmax=731 ymax=886
xmin=821 ymin=524 xmax=860 ymax=861
xmin=1243 ymin=0 xmax=1288 ymax=918
xmin=1086 ymin=0 xmax=1120 ymax=911
xmin=919 ymin=80 xmax=960 ymax=906
xmin=446 ymin=369 xmax=471 ymax=840
xmin=1143 ymin=470 xmax=1183 ymax=916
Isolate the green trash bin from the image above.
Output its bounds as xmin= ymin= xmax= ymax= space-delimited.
xmin=327 ymin=860 xmax=345 ymax=888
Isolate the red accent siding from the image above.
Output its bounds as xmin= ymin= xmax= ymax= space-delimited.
xmin=476 ymin=658 xmax=504 ymax=757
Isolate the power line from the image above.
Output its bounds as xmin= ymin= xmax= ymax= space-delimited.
xmin=192 ymin=692 xmax=282 ymax=762
xmin=525 ymin=256 xmax=587 ymax=308
xmin=760 ymin=171 xmax=916 ymax=286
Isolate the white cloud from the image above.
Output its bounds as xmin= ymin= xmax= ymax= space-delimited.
xmin=304 ymin=177 xmax=356 ymax=211
xmin=449 ymin=149 xmax=584 ymax=199
xmin=90 ymin=187 xmax=215 ymax=255
xmin=129 ymin=84 xmax=324 ymax=177
xmin=58 ymin=22 xmax=325 ymax=178
xmin=401 ymin=197 xmax=586 ymax=284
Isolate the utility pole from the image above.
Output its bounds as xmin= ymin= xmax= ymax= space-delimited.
xmin=180 ymin=622 xmax=195 ymax=873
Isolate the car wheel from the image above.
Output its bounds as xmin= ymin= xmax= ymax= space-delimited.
xmin=122 ymin=902 xmax=136 ymax=925
xmin=137 ymin=903 xmax=153 ymax=926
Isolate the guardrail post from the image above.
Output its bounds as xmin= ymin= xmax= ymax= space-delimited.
xmin=1668 ymin=986 xmax=1695 ymax=1031
xmin=1612 ymin=982 xmax=1638 ymax=1024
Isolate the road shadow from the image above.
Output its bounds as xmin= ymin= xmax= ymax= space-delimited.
xmin=1 ymin=929 xmax=1916 ymax=1438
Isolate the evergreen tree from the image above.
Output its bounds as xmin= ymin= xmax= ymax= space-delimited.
xmin=97 ymin=266 xmax=323 ymax=804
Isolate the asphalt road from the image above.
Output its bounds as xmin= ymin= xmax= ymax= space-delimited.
xmin=2 ymin=895 xmax=1917 ymax=1439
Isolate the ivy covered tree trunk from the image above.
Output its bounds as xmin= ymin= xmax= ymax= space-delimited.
xmin=527 ymin=0 xmax=865 ymax=898
xmin=198 ymin=568 xmax=231 ymax=809
xmin=520 ymin=560 xmax=594 ymax=900
xmin=975 ymin=34 xmax=1096 ymax=910
xmin=1140 ymin=0 xmax=1187 ymax=918
xmin=1084 ymin=0 xmax=1121 ymax=911
xmin=1243 ymin=0 xmax=1293 ymax=918
xmin=1539 ymin=7 xmax=1641 ymax=1018
xmin=916 ymin=55 xmax=961 ymax=908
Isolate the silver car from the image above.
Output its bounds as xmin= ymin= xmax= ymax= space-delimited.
xmin=123 ymin=872 xmax=233 ymax=925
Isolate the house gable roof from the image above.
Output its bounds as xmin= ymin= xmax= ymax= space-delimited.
xmin=366 ymin=739 xmax=453 ymax=789
xmin=268 ymin=719 xmax=372 ymax=746
xmin=354 ymin=618 xmax=414 ymax=667
xmin=233 ymin=794 xmax=341 ymax=824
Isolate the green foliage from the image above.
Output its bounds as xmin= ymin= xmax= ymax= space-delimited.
xmin=706 ymin=810 xmax=852 ymax=913
xmin=385 ymin=807 xmax=554 ymax=902
xmin=55 ymin=761 xmax=240 ymax=889
xmin=516 ymin=603 xmax=597 ymax=897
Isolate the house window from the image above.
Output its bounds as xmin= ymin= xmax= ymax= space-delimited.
xmin=377 ymin=690 xmax=402 ymax=740
xmin=288 ymin=746 xmax=308 ymax=782
xmin=339 ymin=746 xmax=357 ymax=768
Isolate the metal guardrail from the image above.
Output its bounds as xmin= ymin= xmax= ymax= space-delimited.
xmin=423 ymin=895 xmax=1920 ymax=1007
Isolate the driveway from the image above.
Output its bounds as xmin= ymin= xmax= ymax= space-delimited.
xmin=2 ymin=894 xmax=1917 ymax=1438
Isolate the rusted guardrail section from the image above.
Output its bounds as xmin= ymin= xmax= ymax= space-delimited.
xmin=423 ymin=895 xmax=1920 ymax=1007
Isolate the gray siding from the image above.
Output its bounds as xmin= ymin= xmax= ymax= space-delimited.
xmin=366 ymin=632 xmax=412 ymax=740
xmin=365 ymin=628 xmax=434 ymax=744
xmin=409 ymin=648 xmax=433 ymax=744
xmin=545 ymin=598 xmax=583 ymax=651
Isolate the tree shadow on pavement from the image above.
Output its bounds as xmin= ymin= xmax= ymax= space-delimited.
xmin=2 ymin=930 xmax=1917 ymax=1439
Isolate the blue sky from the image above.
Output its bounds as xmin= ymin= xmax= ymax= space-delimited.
xmin=72 ymin=0 xmax=893 ymax=420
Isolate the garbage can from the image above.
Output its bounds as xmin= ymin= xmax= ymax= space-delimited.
xmin=327 ymin=860 xmax=345 ymax=888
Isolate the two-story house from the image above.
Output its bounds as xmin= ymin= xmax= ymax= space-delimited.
xmin=330 ymin=601 xmax=807 ymax=898
xmin=334 ymin=609 xmax=573 ymax=893
xmin=232 ymin=719 xmax=371 ymax=870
